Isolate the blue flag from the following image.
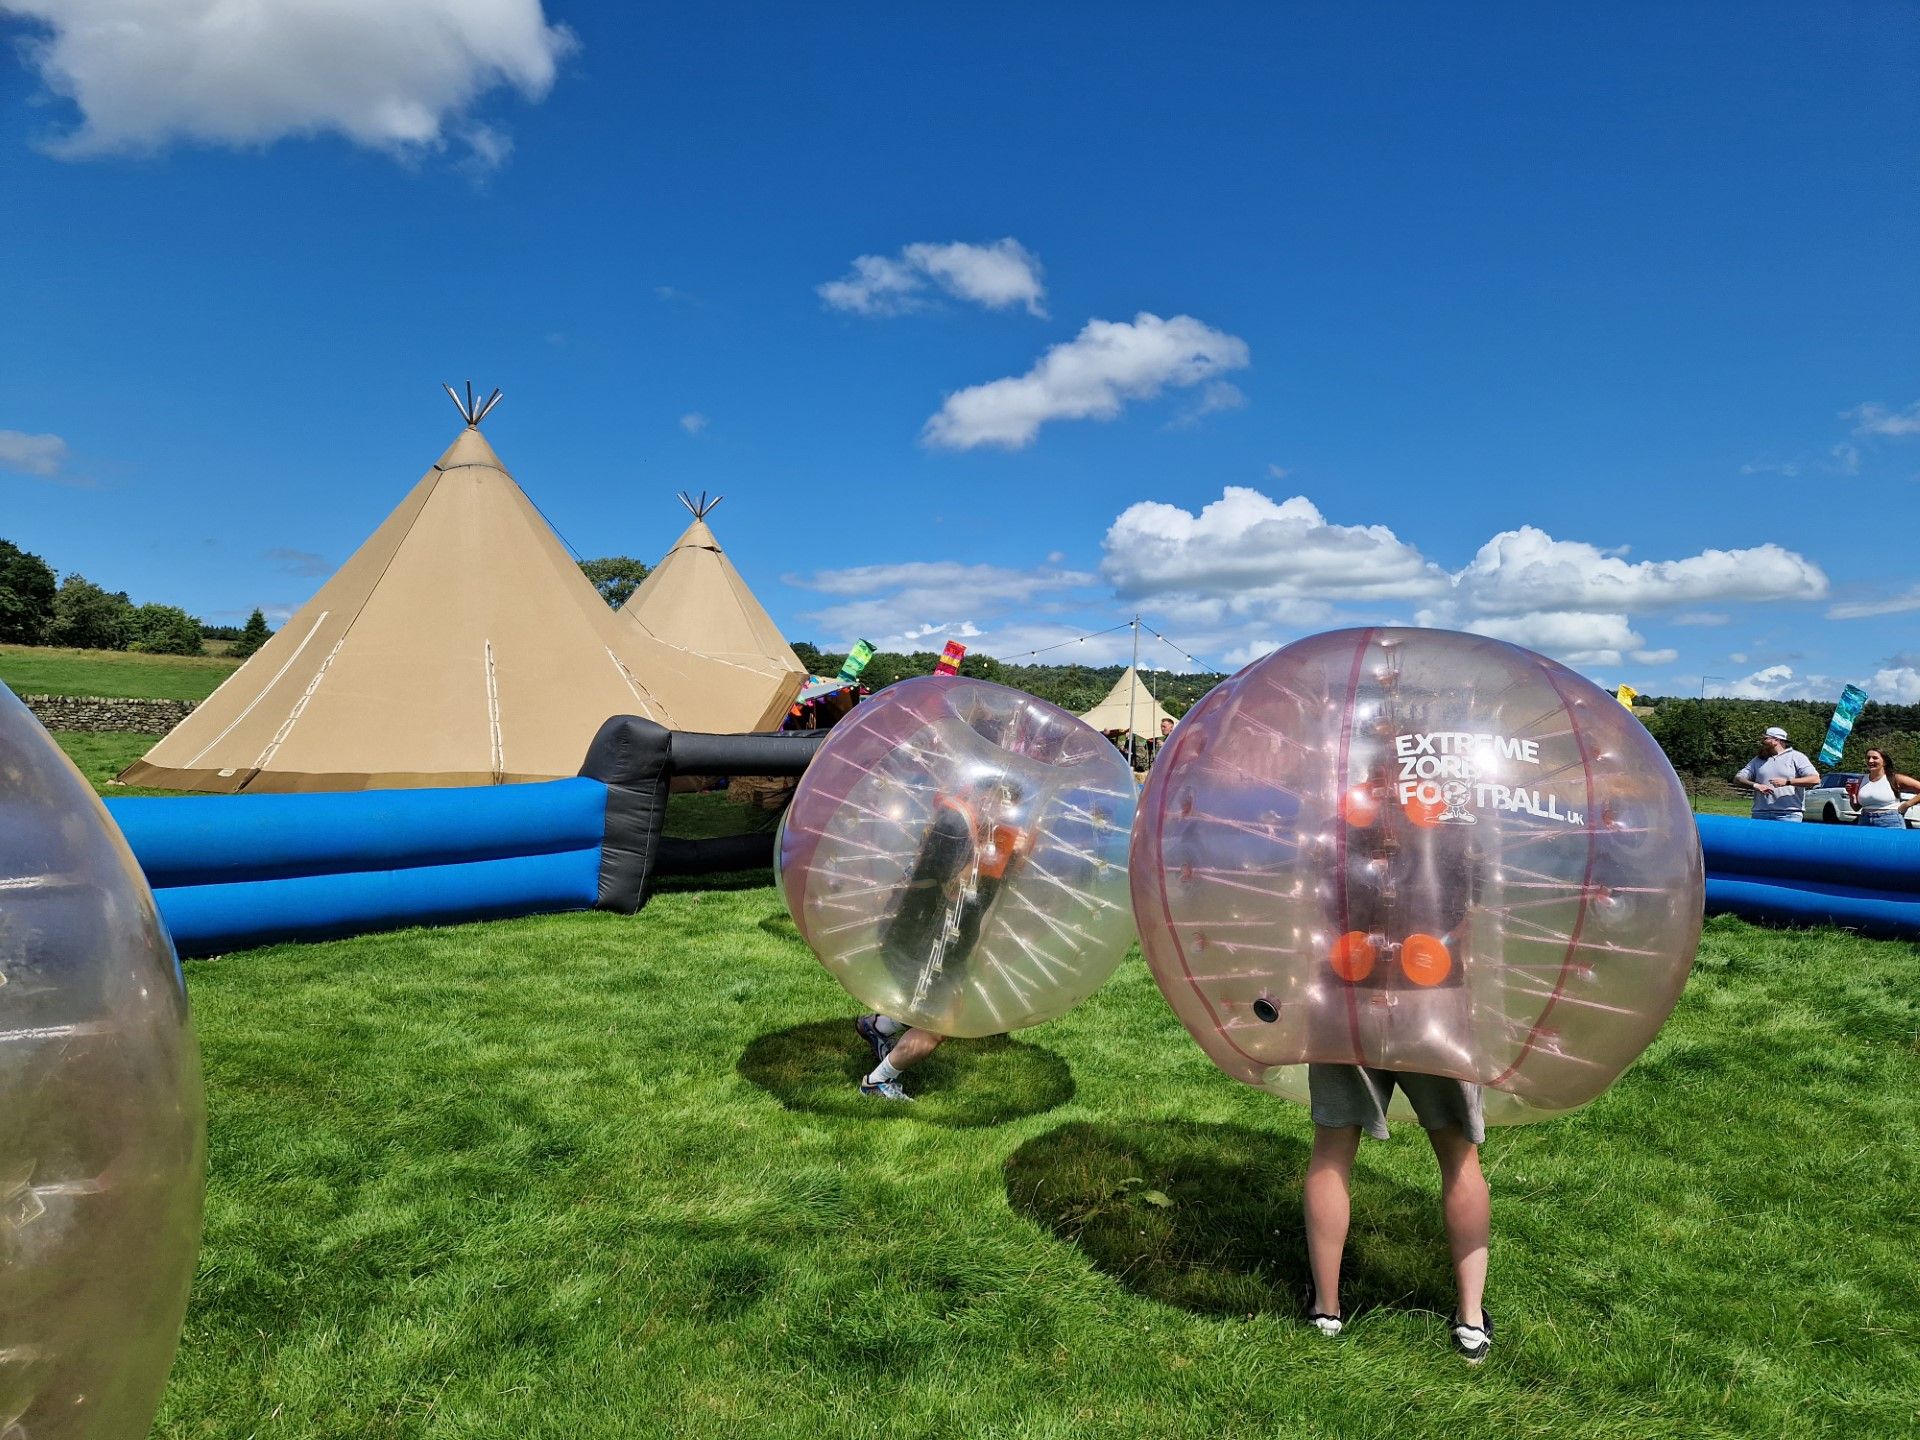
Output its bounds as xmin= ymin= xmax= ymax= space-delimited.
xmin=1817 ymin=685 xmax=1869 ymax=768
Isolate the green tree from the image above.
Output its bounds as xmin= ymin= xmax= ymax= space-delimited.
xmin=579 ymin=557 xmax=651 ymax=609
xmin=46 ymin=575 xmax=134 ymax=650
xmin=230 ymin=608 xmax=273 ymax=659
xmin=0 ymin=539 xmax=57 ymax=644
xmin=128 ymin=604 xmax=205 ymax=656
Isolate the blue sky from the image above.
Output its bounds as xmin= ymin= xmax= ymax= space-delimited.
xmin=3 ymin=3 xmax=1916 ymax=701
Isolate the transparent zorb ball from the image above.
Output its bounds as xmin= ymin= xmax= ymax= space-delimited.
xmin=778 ymin=677 xmax=1138 ymax=1037
xmin=1130 ymin=628 xmax=1701 ymax=1123
xmin=0 ymin=685 xmax=206 ymax=1438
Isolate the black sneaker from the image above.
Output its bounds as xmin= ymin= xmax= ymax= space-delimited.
xmin=1450 ymin=1308 xmax=1493 ymax=1364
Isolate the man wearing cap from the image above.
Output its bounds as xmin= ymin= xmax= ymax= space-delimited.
xmin=1733 ymin=726 xmax=1818 ymax=820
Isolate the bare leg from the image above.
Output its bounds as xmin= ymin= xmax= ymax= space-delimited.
xmin=1427 ymin=1126 xmax=1489 ymax=1328
xmin=880 ymin=1028 xmax=944 ymax=1073
xmin=1304 ymin=1125 xmax=1362 ymax=1317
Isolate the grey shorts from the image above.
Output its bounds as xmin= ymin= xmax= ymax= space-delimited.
xmin=1307 ymin=1063 xmax=1486 ymax=1145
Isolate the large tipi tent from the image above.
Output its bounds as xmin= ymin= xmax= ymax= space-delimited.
xmin=1079 ymin=666 xmax=1177 ymax=740
xmin=619 ymin=493 xmax=806 ymax=732
xmin=121 ymin=389 xmax=713 ymax=793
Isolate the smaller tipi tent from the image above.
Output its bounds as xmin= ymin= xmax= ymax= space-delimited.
xmin=1079 ymin=667 xmax=1177 ymax=740
xmin=619 ymin=493 xmax=805 ymax=732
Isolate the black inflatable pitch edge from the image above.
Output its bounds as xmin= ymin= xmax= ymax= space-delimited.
xmin=580 ymin=716 xmax=825 ymax=912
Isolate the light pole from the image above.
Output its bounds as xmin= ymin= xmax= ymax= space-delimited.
xmin=1700 ymin=675 xmax=1727 ymax=700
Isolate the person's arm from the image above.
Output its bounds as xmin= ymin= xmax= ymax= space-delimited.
xmin=1732 ymin=759 xmax=1760 ymax=792
xmin=1893 ymin=773 xmax=1920 ymax=811
xmin=1786 ymin=753 xmax=1821 ymax=790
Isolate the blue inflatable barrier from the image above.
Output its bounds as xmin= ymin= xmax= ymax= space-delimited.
xmin=1699 ymin=813 xmax=1920 ymax=937
xmin=1705 ymin=876 xmax=1920 ymax=939
xmin=105 ymin=778 xmax=607 ymax=888
xmin=151 ymin=847 xmax=603 ymax=955
xmin=1697 ymin=814 xmax=1920 ymax=892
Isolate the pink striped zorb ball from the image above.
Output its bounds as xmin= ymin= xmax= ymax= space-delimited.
xmin=777 ymin=676 xmax=1137 ymax=1037
xmin=0 ymin=684 xmax=205 ymax=1440
xmin=1131 ymin=628 xmax=1702 ymax=1123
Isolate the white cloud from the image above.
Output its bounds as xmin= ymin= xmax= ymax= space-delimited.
xmin=786 ymin=560 xmax=1098 ymax=651
xmin=1438 ymin=610 xmax=1648 ymax=669
xmin=903 ymin=240 xmax=1045 ymax=316
xmin=1829 ymin=585 xmax=1920 ymax=620
xmin=925 ymin=313 xmax=1251 ymax=450
xmin=1099 ymin=482 xmax=1831 ymax=671
xmin=817 ymin=238 xmax=1045 ymax=317
xmin=1846 ymin=401 xmax=1920 ymax=438
xmin=1672 ymin=611 xmax=1730 ymax=626
xmin=1869 ymin=667 xmax=1920 ymax=704
xmin=1712 ymin=664 xmax=1832 ymax=701
xmin=816 ymin=254 xmax=923 ymax=317
xmin=1865 ymin=587 xmax=1920 ymax=622
xmin=6 ymin=0 xmax=573 ymax=167
xmin=1828 ymin=442 xmax=1861 ymax=475
xmin=1451 ymin=526 xmax=1828 ymax=615
xmin=0 ymin=429 xmax=69 ymax=476
xmin=1104 ymin=488 xmax=1443 ymax=606
xmin=679 ymin=412 xmax=709 ymax=436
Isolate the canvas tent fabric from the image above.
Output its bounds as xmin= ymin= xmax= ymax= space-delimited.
xmin=619 ymin=513 xmax=806 ymax=732
xmin=120 ymin=426 xmax=713 ymax=793
xmin=1079 ymin=667 xmax=1177 ymax=739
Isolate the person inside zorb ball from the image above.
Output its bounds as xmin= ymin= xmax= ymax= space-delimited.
xmin=778 ymin=676 xmax=1137 ymax=1101
xmin=1131 ymin=627 xmax=1702 ymax=1360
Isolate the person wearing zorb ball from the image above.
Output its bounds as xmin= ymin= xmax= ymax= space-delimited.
xmin=1131 ymin=628 xmax=1703 ymax=1363
xmin=777 ymin=677 xmax=1138 ymax=1103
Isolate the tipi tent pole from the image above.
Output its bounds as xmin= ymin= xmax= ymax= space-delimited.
xmin=1127 ymin=616 xmax=1140 ymax=754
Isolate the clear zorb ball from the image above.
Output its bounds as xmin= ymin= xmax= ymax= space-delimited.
xmin=1130 ymin=628 xmax=1702 ymax=1123
xmin=0 ymin=685 xmax=206 ymax=1439
xmin=778 ymin=677 xmax=1138 ymax=1037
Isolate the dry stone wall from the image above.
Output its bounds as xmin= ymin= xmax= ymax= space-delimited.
xmin=22 ymin=695 xmax=196 ymax=734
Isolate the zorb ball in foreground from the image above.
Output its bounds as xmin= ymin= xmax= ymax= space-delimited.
xmin=0 ymin=685 xmax=205 ymax=1440
xmin=1131 ymin=628 xmax=1702 ymax=1123
xmin=778 ymin=676 xmax=1137 ymax=1037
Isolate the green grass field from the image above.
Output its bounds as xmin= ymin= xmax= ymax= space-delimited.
xmin=1 ymin=644 xmax=240 ymax=701
xmin=138 ymin=893 xmax=1913 ymax=1437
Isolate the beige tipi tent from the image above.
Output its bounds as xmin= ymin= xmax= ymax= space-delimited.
xmin=1079 ymin=666 xmax=1177 ymax=740
xmin=121 ymin=391 xmax=711 ymax=793
xmin=619 ymin=493 xmax=805 ymax=732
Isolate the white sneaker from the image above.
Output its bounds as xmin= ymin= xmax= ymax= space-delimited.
xmin=1450 ymin=1309 xmax=1493 ymax=1364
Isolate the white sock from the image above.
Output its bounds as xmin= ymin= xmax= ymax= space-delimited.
xmin=867 ymin=1057 xmax=902 ymax=1085
xmin=873 ymin=1015 xmax=905 ymax=1036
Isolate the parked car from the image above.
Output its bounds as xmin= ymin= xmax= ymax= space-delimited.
xmin=1803 ymin=772 xmax=1920 ymax=826
xmin=1805 ymin=773 xmax=1864 ymax=824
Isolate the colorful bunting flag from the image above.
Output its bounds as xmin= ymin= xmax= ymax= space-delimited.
xmin=934 ymin=640 xmax=967 ymax=676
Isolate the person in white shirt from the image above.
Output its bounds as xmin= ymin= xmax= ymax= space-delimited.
xmin=1732 ymin=726 xmax=1819 ymax=820
xmin=1853 ymin=748 xmax=1920 ymax=829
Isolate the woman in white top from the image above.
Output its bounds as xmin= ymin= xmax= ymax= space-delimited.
xmin=1853 ymin=748 xmax=1920 ymax=828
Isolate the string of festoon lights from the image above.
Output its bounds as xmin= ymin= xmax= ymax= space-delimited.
xmin=994 ymin=616 xmax=1219 ymax=673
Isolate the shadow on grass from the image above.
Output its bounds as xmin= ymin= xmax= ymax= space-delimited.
xmin=738 ymin=1019 xmax=1074 ymax=1128
xmin=1005 ymin=1119 xmax=1452 ymax=1319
